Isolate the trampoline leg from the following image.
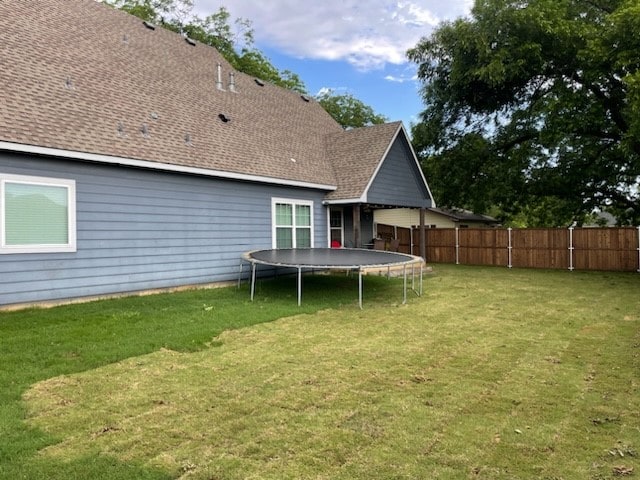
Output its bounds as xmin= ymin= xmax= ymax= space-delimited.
xmin=250 ymin=263 xmax=257 ymax=301
xmin=358 ymin=270 xmax=363 ymax=309
xmin=410 ymin=262 xmax=422 ymax=297
xmin=297 ymin=267 xmax=302 ymax=306
xmin=411 ymin=263 xmax=415 ymax=292
xmin=403 ymin=264 xmax=407 ymax=304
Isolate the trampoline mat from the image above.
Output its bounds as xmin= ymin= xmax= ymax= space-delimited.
xmin=245 ymin=248 xmax=418 ymax=269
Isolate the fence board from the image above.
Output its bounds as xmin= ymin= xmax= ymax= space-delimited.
xmin=396 ymin=225 xmax=638 ymax=272
xmin=511 ymin=229 xmax=569 ymax=269
xmin=572 ymin=228 xmax=638 ymax=271
xmin=416 ymin=228 xmax=457 ymax=264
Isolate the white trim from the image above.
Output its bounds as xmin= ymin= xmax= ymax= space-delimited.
xmin=271 ymin=197 xmax=315 ymax=249
xmin=323 ymin=198 xmax=364 ymax=205
xmin=1 ymin=173 xmax=76 ymax=254
xmin=0 ymin=141 xmax=337 ymax=192
xmin=401 ymin=124 xmax=436 ymax=208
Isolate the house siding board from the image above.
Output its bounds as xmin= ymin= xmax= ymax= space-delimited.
xmin=375 ymin=208 xmax=456 ymax=229
xmin=367 ymin=137 xmax=431 ymax=208
xmin=0 ymin=153 xmax=327 ymax=305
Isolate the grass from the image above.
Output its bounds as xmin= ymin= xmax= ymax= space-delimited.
xmin=1 ymin=266 xmax=639 ymax=479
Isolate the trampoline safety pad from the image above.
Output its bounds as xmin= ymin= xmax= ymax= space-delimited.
xmin=239 ymin=248 xmax=424 ymax=308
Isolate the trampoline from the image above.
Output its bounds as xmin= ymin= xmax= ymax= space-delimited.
xmin=239 ymin=248 xmax=424 ymax=308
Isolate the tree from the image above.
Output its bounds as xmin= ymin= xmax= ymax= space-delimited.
xmin=108 ymin=1 xmax=386 ymax=131
xmin=106 ymin=1 xmax=306 ymax=92
xmin=316 ymin=90 xmax=387 ymax=129
xmin=407 ymin=0 xmax=640 ymax=226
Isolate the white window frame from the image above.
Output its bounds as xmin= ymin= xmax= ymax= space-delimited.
xmin=271 ymin=197 xmax=314 ymax=249
xmin=1 ymin=173 xmax=77 ymax=254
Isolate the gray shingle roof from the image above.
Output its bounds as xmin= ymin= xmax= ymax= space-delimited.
xmin=0 ymin=0 xmax=345 ymax=188
xmin=325 ymin=122 xmax=403 ymax=200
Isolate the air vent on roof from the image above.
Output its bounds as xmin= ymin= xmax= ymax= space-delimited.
xmin=64 ymin=76 xmax=74 ymax=90
xmin=254 ymin=78 xmax=265 ymax=87
xmin=150 ymin=112 xmax=159 ymax=120
xmin=229 ymin=72 xmax=236 ymax=93
xmin=184 ymin=133 xmax=192 ymax=145
xmin=216 ymin=63 xmax=225 ymax=91
xmin=117 ymin=122 xmax=126 ymax=137
xmin=218 ymin=113 xmax=231 ymax=123
xmin=143 ymin=21 xmax=156 ymax=30
xmin=185 ymin=36 xmax=196 ymax=46
xmin=300 ymin=94 xmax=310 ymax=102
xmin=140 ymin=123 xmax=150 ymax=137
xmin=122 ymin=34 xmax=129 ymax=44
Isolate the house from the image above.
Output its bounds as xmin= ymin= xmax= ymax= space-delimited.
xmin=0 ymin=0 xmax=434 ymax=307
xmin=375 ymin=207 xmax=499 ymax=230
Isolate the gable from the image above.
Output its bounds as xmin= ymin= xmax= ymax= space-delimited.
xmin=366 ymin=133 xmax=433 ymax=208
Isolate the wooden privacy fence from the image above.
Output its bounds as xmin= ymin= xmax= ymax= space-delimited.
xmin=376 ymin=224 xmax=640 ymax=272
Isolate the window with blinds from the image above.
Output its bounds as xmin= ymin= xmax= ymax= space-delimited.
xmin=1 ymin=174 xmax=76 ymax=253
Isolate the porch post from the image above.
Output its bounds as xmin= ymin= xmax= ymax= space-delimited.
xmin=419 ymin=207 xmax=426 ymax=260
xmin=353 ymin=204 xmax=361 ymax=248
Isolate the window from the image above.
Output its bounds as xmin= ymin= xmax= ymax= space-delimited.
xmin=1 ymin=174 xmax=76 ymax=253
xmin=272 ymin=198 xmax=313 ymax=249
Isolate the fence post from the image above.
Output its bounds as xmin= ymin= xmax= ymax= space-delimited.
xmin=507 ymin=227 xmax=513 ymax=268
xmin=637 ymin=226 xmax=640 ymax=273
xmin=455 ymin=227 xmax=460 ymax=265
xmin=568 ymin=227 xmax=575 ymax=271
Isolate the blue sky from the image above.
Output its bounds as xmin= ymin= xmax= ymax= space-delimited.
xmin=193 ymin=1 xmax=472 ymax=130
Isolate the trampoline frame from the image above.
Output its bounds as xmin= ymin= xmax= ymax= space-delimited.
xmin=239 ymin=248 xmax=424 ymax=308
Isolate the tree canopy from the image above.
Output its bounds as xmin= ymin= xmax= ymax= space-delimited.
xmin=408 ymin=0 xmax=640 ymax=226
xmin=107 ymin=0 xmax=307 ymax=93
xmin=107 ymin=1 xmax=388 ymax=125
xmin=316 ymin=90 xmax=387 ymax=129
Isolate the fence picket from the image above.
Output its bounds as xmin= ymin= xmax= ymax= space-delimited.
xmin=396 ymin=224 xmax=639 ymax=272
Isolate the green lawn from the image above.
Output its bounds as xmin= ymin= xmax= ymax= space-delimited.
xmin=1 ymin=266 xmax=639 ymax=479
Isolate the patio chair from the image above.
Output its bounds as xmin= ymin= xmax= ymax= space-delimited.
xmin=373 ymin=238 xmax=385 ymax=250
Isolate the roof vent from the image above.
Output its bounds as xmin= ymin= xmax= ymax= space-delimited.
xmin=184 ymin=133 xmax=192 ymax=145
xmin=254 ymin=78 xmax=265 ymax=87
xmin=218 ymin=113 xmax=231 ymax=123
xmin=150 ymin=112 xmax=159 ymax=120
xmin=140 ymin=123 xmax=150 ymax=137
xmin=300 ymin=94 xmax=310 ymax=102
xmin=122 ymin=34 xmax=129 ymax=44
xmin=229 ymin=72 xmax=236 ymax=93
xmin=117 ymin=122 xmax=127 ymax=137
xmin=216 ymin=63 xmax=225 ymax=91
xmin=185 ymin=36 xmax=196 ymax=46
xmin=143 ymin=21 xmax=156 ymax=30
xmin=64 ymin=76 xmax=74 ymax=90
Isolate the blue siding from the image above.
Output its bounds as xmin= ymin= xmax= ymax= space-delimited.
xmin=0 ymin=153 xmax=328 ymax=305
xmin=367 ymin=135 xmax=432 ymax=208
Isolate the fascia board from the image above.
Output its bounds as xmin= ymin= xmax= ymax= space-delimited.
xmin=0 ymin=142 xmax=337 ymax=191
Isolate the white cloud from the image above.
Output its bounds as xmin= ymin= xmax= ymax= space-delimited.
xmin=194 ymin=0 xmax=471 ymax=71
xmin=384 ymin=75 xmax=408 ymax=83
